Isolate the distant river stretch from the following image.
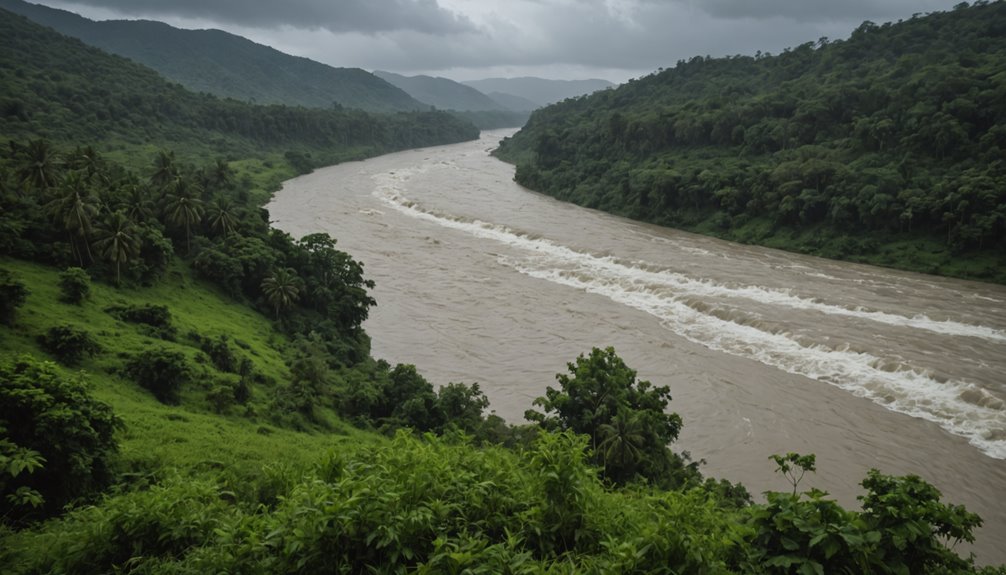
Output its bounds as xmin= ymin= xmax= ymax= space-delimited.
xmin=269 ymin=130 xmax=1006 ymax=563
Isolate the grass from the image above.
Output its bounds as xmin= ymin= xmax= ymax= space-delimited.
xmin=0 ymin=257 xmax=377 ymax=484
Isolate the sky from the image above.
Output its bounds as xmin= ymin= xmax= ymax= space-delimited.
xmin=36 ymin=0 xmax=966 ymax=83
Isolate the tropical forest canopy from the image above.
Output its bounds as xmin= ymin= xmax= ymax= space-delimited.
xmin=1 ymin=4 xmax=1005 ymax=574
xmin=496 ymin=1 xmax=1006 ymax=283
xmin=0 ymin=0 xmax=428 ymax=113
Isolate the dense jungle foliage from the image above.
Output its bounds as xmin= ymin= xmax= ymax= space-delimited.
xmin=0 ymin=8 xmax=479 ymax=171
xmin=496 ymin=1 xmax=1006 ymax=283
xmin=1 ymin=5 xmax=1004 ymax=574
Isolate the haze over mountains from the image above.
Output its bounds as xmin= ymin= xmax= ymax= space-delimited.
xmin=0 ymin=0 xmax=428 ymax=113
xmin=463 ymin=77 xmax=615 ymax=108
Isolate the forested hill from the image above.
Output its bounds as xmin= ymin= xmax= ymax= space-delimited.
xmin=495 ymin=1 xmax=1006 ymax=284
xmin=374 ymin=71 xmax=509 ymax=112
xmin=0 ymin=8 xmax=479 ymax=168
xmin=0 ymin=0 xmax=425 ymax=114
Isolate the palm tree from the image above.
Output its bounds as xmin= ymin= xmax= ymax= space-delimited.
xmin=45 ymin=172 xmax=99 ymax=266
xmin=210 ymin=158 xmax=233 ymax=190
xmin=161 ymin=178 xmax=203 ymax=253
xmin=597 ymin=412 xmax=646 ymax=483
xmin=92 ymin=211 xmax=140 ymax=285
xmin=119 ymin=182 xmax=154 ymax=224
xmin=205 ymin=198 xmax=239 ymax=237
xmin=261 ymin=268 xmax=303 ymax=319
xmin=150 ymin=150 xmax=178 ymax=190
xmin=16 ymin=139 xmax=59 ymax=195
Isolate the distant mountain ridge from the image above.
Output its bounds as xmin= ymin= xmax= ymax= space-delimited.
xmin=374 ymin=71 xmax=507 ymax=112
xmin=463 ymin=77 xmax=615 ymax=108
xmin=0 ymin=0 xmax=426 ymax=113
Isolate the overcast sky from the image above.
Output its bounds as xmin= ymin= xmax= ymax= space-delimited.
xmin=36 ymin=0 xmax=965 ymax=83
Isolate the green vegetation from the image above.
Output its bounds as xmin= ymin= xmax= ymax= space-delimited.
xmin=0 ymin=0 xmax=428 ymax=113
xmin=373 ymin=71 xmax=531 ymax=128
xmin=1 ymin=3 xmax=1003 ymax=572
xmin=495 ymin=1 xmax=1006 ymax=283
xmin=0 ymin=8 xmax=479 ymax=172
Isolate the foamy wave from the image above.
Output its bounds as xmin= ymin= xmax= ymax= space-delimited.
xmin=373 ymin=179 xmax=1006 ymax=458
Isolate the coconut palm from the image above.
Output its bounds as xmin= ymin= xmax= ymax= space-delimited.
xmin=16 ymin=139 xmax=59 ymax=194
xmin=597 ymin=412 xmax=646 ymax=483
xmin=205 ymin=198 xmax=239 ymax=237
xmin=161 ymin=178 xmax=203 ymax=253
xmin=149 ymin=150 xmax=178 ymax=190
xmin=45 ymin=172 xmax=99 ymax=265
xmin=92 ymin=211 xmax=140 ymax=285
xmin=261 ymin=268 xmax=303 ymax=319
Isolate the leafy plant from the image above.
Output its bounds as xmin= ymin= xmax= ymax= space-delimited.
xmin=0 ymin=355 xmax=120 ymax=521
xmin=123 ymin=348 xmax=190 ymax=404
xmin=57 ymin=267 xmax=90 ymax=304
xmin=0 ymin=269 xmax=29 ymax=325
xmin=37 ymin=325 xmax=101 ymax=366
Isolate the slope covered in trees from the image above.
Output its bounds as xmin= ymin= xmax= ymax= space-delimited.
xmin=0 ymin=0 xmax=426 ymax=113
xmin=374 ymin=71 xmax=531 ymax=129
xmin=2 ymin=3 xmax=1005 ymax=572
xmin=0 ymin=8 xmax=478 ymax=170
xmin=495 ymin=1 xmax=1006 ymax=283
xmin=464 ymin=77 xmax=614 ymax=108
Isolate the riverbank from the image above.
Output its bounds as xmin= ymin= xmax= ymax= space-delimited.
xmin=269 ymin=131 xmax=1006 ymax=564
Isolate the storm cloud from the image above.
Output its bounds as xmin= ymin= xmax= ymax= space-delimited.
xmin=37 ymin=0 xmax=966 ymax=81
xmin=45 ymin=0 xmax=475 ymax=34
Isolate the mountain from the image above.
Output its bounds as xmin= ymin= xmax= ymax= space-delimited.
xmin=463 ymin=77 xmax=614 ymax=108
xmin=0 ymin=7 xmax=478 ymax=169
xmin=374 ymin=71 xmax=507 ymax=112
xmin=495 ymin=2 xmax=1006 ymax=284
xmin=486 ymin=91 xmax=540 ymax=112
xmin=0 ymin=0 xmax=425 ymax=113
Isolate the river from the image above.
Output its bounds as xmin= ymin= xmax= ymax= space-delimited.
xmin=268 ymin=130 xmax=1006 ymax=563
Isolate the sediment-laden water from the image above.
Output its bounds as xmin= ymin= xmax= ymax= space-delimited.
xmin=269 ymin=130 xmax=1006 ymax=563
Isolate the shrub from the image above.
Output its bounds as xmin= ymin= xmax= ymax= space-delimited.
xmin=57 ymin=267 xmax=90 ymax=304
xmin=0 ymin=355 xmax=121 ymax=521
xmin=105 ymin=303 xmax=176 ymax=340
xmin=123 ymin=348 xmax=189 ymax=404
xmin=0 ymin=268 xmax=29 ymax=325
xmin=37 ymin=325 xmax=101 ymax=365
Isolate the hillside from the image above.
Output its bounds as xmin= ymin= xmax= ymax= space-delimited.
xmin=0 ymin=7 xmax=478 ymax=172
xmin=0 ymin=0 xmax=425 ymax=113
xmin=374 ymin=70 xmax=508 ymax=112
xmin=1 ymin=2 xmax=1004 ymax=573
xmin=464 ymin=76 xmax=614 ymax=107
xmin=488 ymin=90 xmax=541 ymax=112
xmin=496 ymin=2 xmax=1006 ymax=284
xmin=374 ymin=70 xmax=530 ymax=129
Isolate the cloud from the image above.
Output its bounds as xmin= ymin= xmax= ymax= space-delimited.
xmin=53 ymin=0 xmax=475 ymax=34
xmin=37 ymin=0 xmax=966 ymax=81
xmin=673 ymin=0 xmax=959 ymax=24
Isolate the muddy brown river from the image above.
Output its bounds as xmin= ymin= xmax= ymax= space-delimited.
xmin=268 ymin=130 xmax=1006 ymax=563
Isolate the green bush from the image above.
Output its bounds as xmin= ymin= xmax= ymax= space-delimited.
xmin=37 ymin=325 xmax=101 ymax=366
xmin=123 ymin=348 xmax=189 ymax=404
xmin=106 ymin=303 xmax=176 ymax=340
xmin=57 ymin=267 xmax=90 ymax=304
xmin=0 ymin=355 xmax=121 ymax=521
xmin=0 ymin=268 xmax=29 ymax=325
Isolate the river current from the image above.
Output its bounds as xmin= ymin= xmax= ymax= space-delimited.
xmin=268 ymin=130 xmax=1006 ymax=562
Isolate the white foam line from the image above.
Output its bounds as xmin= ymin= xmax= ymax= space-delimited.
xmin=372 ymin=179 xmax=1006 ymax=459
xmin=511 ymin=263 xmax=1005 ymax=459
xmin=373 ymin=180 xmax=1006 ymax=343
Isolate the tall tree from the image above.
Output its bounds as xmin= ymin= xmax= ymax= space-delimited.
xmin=15 ymin=139 xmax=59 ymax=195
xmin=92 ymin=211 xmax=140 ymax=285
xmin=261 ymin=267 xmax=302 ymax=320
xmin=45 ymin=172 xmax=98 ymax=266
xmin=161 ymin=178 xmax=203 ymax=254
